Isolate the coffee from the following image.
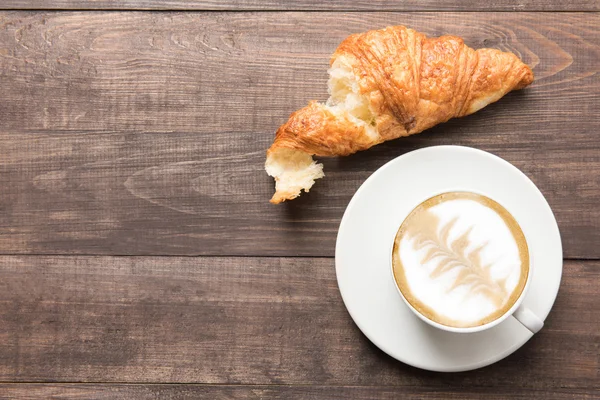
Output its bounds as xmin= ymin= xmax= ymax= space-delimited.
xmin=392 ymin=192 xmax=529 ymax=328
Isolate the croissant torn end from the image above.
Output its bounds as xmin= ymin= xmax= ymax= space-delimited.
xmin=266 ymin=58 xmax=376 ymax=203
xmin=266 ymin=148 xmax=325 ymax=204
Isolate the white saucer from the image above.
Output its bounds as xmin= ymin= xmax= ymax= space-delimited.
xmin=335 ymin=146 xmax=562 ymax=372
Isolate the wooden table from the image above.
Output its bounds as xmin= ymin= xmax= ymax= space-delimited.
xmin=1 ymin=1 xmax=599 ymax=399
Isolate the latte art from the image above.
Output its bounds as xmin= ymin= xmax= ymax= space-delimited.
xmin=392 ymin=192 xmax=529 ymax=328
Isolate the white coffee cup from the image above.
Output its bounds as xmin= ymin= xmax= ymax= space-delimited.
xmin=389 ymin=192 xmax=544 ymax=334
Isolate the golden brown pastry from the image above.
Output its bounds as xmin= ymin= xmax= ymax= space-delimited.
xmin=266 ymin=26 xmax=533 ymax=203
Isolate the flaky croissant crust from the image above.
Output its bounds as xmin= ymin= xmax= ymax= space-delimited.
xmin=266 ymin=26 xmax=533 ymax=203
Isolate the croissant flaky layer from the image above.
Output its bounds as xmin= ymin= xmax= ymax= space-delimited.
xmin=266 ymin=26 xmax=534 ymax=204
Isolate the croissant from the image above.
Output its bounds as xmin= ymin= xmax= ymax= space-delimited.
xmin=265 ymin=26 xmax=534 ymax=203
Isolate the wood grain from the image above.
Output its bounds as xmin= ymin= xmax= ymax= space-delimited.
xmin=0 ymin=256 xmax=598 ymax=387
xmin=0 ymin=384 xmax=598 ymax=400
xmin=0 ymin=12 xmax=599 ymax=258
xmin=1 ymin=7 xmax=599 ymax=399
xmin=1 ymin=0 xmax=598 ymax=12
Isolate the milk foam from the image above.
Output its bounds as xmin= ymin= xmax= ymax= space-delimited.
xmin=397 ymin=198 xmax=524 ymax=326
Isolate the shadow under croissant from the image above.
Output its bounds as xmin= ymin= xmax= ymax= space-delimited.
xmin=277 ymin=124 xmax=468 ymax=217
xmin=281 ymin=186 xmax=326 ymax=218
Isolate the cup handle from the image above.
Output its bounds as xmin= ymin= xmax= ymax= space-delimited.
xmin=512 ymin=305 xmax=544 ymax=334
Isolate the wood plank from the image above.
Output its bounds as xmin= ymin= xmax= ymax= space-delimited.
xmin=0 ymin=256 xmax=598 ymax=387
xmin=0 ymin=384 xmax=598 ymax=400
xmin=0 ymin=12 xmax=599 ymax=257
xmin=1 ymin=0 xmax=598 ymax=12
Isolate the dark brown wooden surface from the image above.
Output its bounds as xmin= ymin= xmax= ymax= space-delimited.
xmin=1 ymin=3 xmax=599 ymax=400
xmin=1 ymin=12 xmax=599 ymax=258
xmin=1 ymin=0 xmax=599 ymax=11
xmin=0 ymin=384 xmax=597 ymax=400
xmin=0 ymin=256 xmax=598 ymax=389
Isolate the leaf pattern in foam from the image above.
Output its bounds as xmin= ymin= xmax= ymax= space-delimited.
xmin=409 ymin=211 xmax=508 ymax=308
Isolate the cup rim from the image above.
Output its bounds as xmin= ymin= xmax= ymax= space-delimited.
xmin=388 ymin=189 xmax=532 ymax=334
